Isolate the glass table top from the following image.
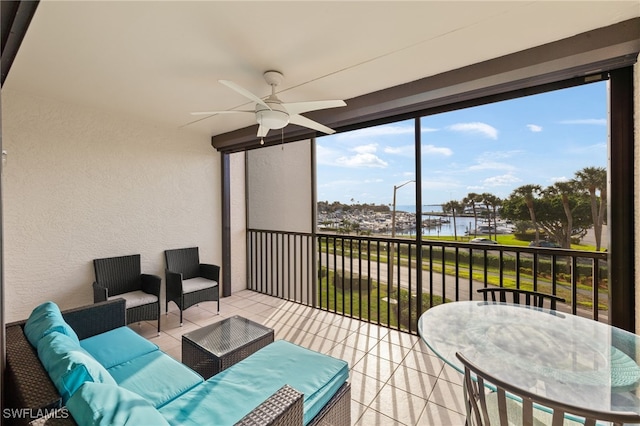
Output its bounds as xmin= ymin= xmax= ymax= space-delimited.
xmin=418 ymin=301 xmax=640 ymax=414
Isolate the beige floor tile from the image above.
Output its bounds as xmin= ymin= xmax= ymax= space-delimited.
xmin=299 ymin=333 xmax=338 ymax=353
xmin=348 ymin=370 xmax=385 ymax=407
xmin=354 ymin=408 xmax=401 ymax=426
xmin=416 ymin=401 xmax=467 ymax=426
xmin=163 ymin=344 xmax=182 ymax=362
xmin=402 ymin=348 xmax=445 ymax=377
xmin=350 ymin=401 xmax=368 ymax=425
xmin=369 ymin=383 xmax=428 ymax=426
xmin=326 ymin=343 xmax=368 ymax=368
xmin=439 ymin=363 xmax=464 ymax=387
xmin=313 ymin=324 xmax=355 ymax=344
xmin=370 ymin=340 xmax=413 ymax=364
xmin=427 ymin=380 xmax=466 ymax=415
xmin=356 ymin=322 xmax=390 ymax=341
xmin=387 ymin=364 xmax=439 ymax=400
xmin=382 ymin=329 xmax=420 ymax=349
xmin=341 ymin=331 xmax=381 ymax=353
xmin=352 ymin=353 xmax=400 ymax=383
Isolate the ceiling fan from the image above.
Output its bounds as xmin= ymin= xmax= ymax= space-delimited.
xmin=191 ymin=71 xmax=346 ymax=142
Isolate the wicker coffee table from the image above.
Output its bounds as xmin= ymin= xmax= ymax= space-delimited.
xmin=182 ymin=316 xmax=274 ymax=379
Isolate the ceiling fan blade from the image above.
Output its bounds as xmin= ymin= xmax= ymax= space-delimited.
xmin=257 ymin=124 xmax=270 ymax=138
xmin=219 ymin=80 xmax=271 ymax=111
xmin=284 ymin=100 xmax=346 ymax=115
xmin=289 ymin=114 xmax=336 ymax=135
xmin=190 ymin=110 xmax=253 ymax=116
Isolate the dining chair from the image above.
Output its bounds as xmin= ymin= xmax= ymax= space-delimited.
xmin=455 ymin=351 xmax=640 ymax=426
xmin=477 ymin=287 xmax=565 ymax=310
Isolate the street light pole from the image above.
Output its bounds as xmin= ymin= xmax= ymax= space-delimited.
xmin=389 ymin=180 xmax=415 ymax=294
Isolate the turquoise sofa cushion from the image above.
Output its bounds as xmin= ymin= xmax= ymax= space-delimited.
xmin=159 ymin=340 xmax=349 ymax=425
xmin=67 ymin=382 xmax=170 ymax=426
xmin=80 ymin=326 xmax=158 ymax=369
xmin=107 ymin=350 xmax=203 ymax=408
xmin=37 ymin=332 xmax=116 ymax=403
xmin=24 ymin=301 xmax=79 ymax=347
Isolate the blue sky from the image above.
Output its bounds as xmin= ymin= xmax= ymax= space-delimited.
xmin=316 ymin=81 xmax=607 ymax=208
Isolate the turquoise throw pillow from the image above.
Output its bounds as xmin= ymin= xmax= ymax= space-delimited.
xmin=24 ymin=301 xmax=79 ymax=347
xmin=37 ymin=331 xmax=116 ymax=403
xmin=67 ymin=382 xmax=170 ymax=426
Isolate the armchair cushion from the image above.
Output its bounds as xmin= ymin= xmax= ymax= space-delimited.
xmin=182 ymin=277 xmax=218 ymax=293
xmin=107 ymin=291 xmax=158 ymax=309
xmin=80 ymin=327 xmax=158 ymax=369
xmin=37 ymin=331 xmax=116 ymax=403
xmin=67 ymin=382 xmax=170 ymax=426
xmin=25 ymin=301 xmax=80 ymax=348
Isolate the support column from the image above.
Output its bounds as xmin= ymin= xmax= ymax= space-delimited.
xmin=608 ymin=66 xmax=635 ymax=331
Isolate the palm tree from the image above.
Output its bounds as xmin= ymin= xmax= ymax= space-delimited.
xmin=442 ymin=200 xmax=463 ymax=240
xmin=575 ymin=167 xmax=606 ymax=251
xmin=511 ymin=185 xmax=542 ymax=242
xmin=463 ymin=193 xmax=482 ymax=237
xmin=482 ymin=193 xmax=501 ymax=241
xmin=545 ymin=181 xmax=578 ymax=248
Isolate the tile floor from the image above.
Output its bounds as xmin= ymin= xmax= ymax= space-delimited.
xmin=132 ymin=290 xmax=467 ymax=426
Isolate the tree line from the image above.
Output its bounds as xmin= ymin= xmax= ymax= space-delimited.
xmin=442 ymin=166 xmax=607 ymax=251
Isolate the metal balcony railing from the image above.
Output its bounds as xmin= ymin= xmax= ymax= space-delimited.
xmin=247 ymin=229 xmax=609 ymax=335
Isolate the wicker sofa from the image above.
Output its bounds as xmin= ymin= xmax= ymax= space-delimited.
xmin=5 ymin=299 xmax=351 ymax=426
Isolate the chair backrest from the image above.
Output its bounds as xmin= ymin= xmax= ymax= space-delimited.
xmin=93 ymin=254 xmax=142 ymax=296
xmin=455 ymin=351 xmax=640 ymax=426
xmin=165 ymin=247 xmax=200 ymax=280
xmin=477 ymin=287 xmax=565 ymax=310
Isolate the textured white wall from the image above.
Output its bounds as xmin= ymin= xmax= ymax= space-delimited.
xmin=2 ymin=90 xmax=221 ymax=322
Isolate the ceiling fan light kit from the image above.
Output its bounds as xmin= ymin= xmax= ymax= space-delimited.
xmin=191 ymin=70 xmax=346 ymax=140
xmin=255 ymin=102 xmax=289 ymax=130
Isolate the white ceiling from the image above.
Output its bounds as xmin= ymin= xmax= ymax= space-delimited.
xmin=5 ymin=1 xmax=640 ymax=140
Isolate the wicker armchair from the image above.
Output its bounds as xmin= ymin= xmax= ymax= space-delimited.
xmin=165 ymin=247 xmax=220 ymax=325
xmin=92 ymin=254 xmax=161 ymax=334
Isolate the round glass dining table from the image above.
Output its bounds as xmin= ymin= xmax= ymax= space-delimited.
xmin=418 ymin=301 xmax=640 ymax=414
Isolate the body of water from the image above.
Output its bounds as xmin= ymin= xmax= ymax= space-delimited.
xmin=395 ymin=205 xmax=499 ymax=237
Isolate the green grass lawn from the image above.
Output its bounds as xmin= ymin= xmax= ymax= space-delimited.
xmin=318 ymin=269 xmax=446 ymax=331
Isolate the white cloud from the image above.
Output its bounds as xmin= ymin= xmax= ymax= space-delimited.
xmin=384 ymin=145 xmax=413 ymax=156
xmin=335 ymin=153 xmax=388 ymax=168
xmin=549 ymin=176 xmax=569 ymax=183
xmin=468 ymin=162 xmax=515 ymax=172
xmin=527 ymin=124 xmax=543 ymax=132
xmin=352 ymin=143 xmax=378 ymax=154
xmin=423 ymin=144 xmax=453 ymax=156
xmin=421 ymin=126 xmax=439 ymax=133
xmin=482 ymin=150 xmax=522 ymax=160
xmin=316 ymin=144 xmax=341 ymax=166
xmin=448 ymin=122 xmax=498 ymax=140
xmin=483 ymin=174 xmax=522 ymax=187
xmin=559 ymin=119 xmax=607 ymax=125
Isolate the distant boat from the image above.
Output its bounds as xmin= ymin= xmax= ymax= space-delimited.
xmin=466 ymin=224 xmax=514 ymax=235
